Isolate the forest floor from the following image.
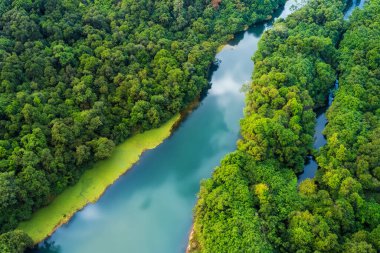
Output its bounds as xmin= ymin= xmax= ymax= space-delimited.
xmin=17 ymin=114 xmax=181 ymax=243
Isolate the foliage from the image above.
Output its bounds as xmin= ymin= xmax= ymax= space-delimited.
xmin=238 ymin=0 xmax=344 ymax=172
xmin=193 ymin=153 xmax=273 ymax=253
xmin=0 ymin=0 xmax=287 ymax=248
xmin=192 ymin=0 xmax=380 ymax=252
xmin=0 ymin=230 xmax=33 ymax=253
xmin=18 ymin=115 xmax=179 ymax=243
xmin=318 ymin=0 xmax=380 ymax=193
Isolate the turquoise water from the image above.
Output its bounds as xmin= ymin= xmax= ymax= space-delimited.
xmin=29 ymin=1 xmax=303 ymax=253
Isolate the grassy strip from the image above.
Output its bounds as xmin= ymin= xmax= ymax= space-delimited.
xmin=18 ymin=114 xmax=180 ymax=243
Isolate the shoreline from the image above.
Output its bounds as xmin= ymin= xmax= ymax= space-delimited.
xmin=184 ymin=2 xmax=298 ymax=252
xmin=19 ymin=114 xmax=181 ymax=245
xmin=18 ymin=5 xmax=285 ymax=247
xmin=186 ymin=224 xmax=195 ymax=253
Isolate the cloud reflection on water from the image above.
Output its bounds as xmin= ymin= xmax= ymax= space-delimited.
xmin=77 ymin=204 xmax=101 ymax=221
xmin=31 ymin=1 xmax=304 ymax=253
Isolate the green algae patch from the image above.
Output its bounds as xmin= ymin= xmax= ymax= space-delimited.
xmin=18 ymin=114 xmax=180 ymax=243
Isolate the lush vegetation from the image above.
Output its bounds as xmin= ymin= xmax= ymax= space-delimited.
xmin=319 ymin=0 xmax=380 ymax=195
xmin=311 ymin=0 xmax=380 ymax=250
xmin=0 ymin=230 xmax=33 ymax=253
xmin=0 ymin=0 xmax=287 ymax=250
xmin=17 ymin=114 xmax=179 ymax=243
xmin=190 ymin=0 xmax=380 ymax=252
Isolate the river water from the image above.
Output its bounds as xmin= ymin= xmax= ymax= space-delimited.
xmin=29 ymin=0 xmax=365 ymax=252
xmin=30 ymin=2 xmax=298 ymax=252
xmin=297 ymin=0 xmax=365 ymax=184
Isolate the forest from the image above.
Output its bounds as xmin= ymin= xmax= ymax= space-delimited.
xmin=0 ymin=0 xmax=287 ymax=251
xmin=190 ymin=0 xmax=380 ymax=252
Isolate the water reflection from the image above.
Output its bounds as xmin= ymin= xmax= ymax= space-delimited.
xmin=298 ymin=156 xmax=318 ymax=184
xmin=31 ymin=1 xmax=301 ymax=253
xmin=78 ymin=204 xmax=102 ymax=221
xmin=210 ymin=73 xmax=242 ymax=96
xmin=31 ymin=241 xmax=60 ymax=253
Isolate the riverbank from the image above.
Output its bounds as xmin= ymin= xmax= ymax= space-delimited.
xmin=186 ymin=1 xmax=302 ymax=251
xmin=188 ymin=0 xmax=368 ymax=251
xmin=187 ymin=224 xmax=199 ymax=253
xmin=18 ymin=114 xmax=180 ymax=244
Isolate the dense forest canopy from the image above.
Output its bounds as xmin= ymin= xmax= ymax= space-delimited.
xmin=190 ymin=0 xmax=380 ymax=252
xmin=1 ymin=0 xmax=379 ymax=251
xmin=0 ymin=0 xmax=287 ymax=251
xmin=320 ymin=0 xmax=380 ymax=195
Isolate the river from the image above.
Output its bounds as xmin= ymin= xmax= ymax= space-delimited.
xmin=29 ymin=0 xmax=364 ymax=252
xmin=297 ymin=0 xmax=365 ymax=184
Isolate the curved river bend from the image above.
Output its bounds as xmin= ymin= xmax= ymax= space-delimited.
xmin=29 ymin=1 xmax=319 ymax=252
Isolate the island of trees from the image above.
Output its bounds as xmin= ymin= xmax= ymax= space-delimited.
xmin=190 ymin=0 xmax=380 ymax=252
xmin=0 ymin=0 xmax=287 ymax=251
